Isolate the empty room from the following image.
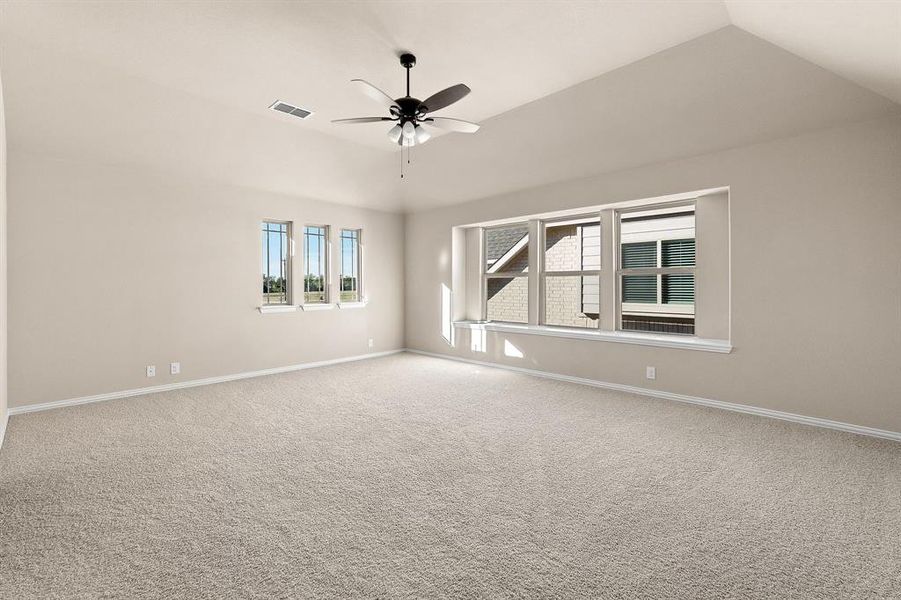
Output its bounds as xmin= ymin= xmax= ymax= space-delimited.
xmin=0 ymin=1 xmax=899 ymax=598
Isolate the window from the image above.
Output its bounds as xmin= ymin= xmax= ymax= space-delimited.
xmin=483 ymin=224 xmax=529 ymax=323
xmin=469 ymin=192 xmax=728 ymax=349
xmin=262 ymin=221 xmax=291 ymax=305
xmin=618 ymin=205 xmax=695 ymax=335
xmin=339 ymin=229 xmax=362 ymax=303
xmin=541 ymin=216 xmax=601 ymax=329
xmin=303 ymin=225 xmax=329 ymax=304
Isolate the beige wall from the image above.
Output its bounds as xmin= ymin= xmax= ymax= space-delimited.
xmin=694 ymin=193 xmax=730 ymax=340
xmin=405 ymin=115 xmax=901 ymax=433
xmin=0 ymin=70 xmax=7 ymax=426
xmin=8 ymin=152 xmax=405 ymax=408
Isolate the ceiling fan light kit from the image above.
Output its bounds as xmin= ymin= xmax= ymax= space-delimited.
xmin=332 ymin=52 xmax=480 ymax=177
xmin=387 ymin=124 xmax=403 ymax=143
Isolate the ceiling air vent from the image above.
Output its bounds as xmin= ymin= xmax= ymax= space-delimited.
xmin=269 ymin=100 xmax=313 ymax=120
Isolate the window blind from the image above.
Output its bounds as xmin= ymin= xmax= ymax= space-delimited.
xmin=621 ymin=241 xmax=656 ymax=268
xmin=662 ymin=238 xmax=695 ymax=267
xmin=622 ymin=275 xmax=657 ymax=303
xmin=663 ymin=274 xmax=694 ymax=304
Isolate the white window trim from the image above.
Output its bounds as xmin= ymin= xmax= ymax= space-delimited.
xmin=299 ymin=303 xmax=336 ymax=311
xmin=338 ymin=300 xmax=368 ymax=309
xmin=258 ymin=304 xmax=298 ymax=314
xmin=453 ymin=320 xmax=731 ymax=353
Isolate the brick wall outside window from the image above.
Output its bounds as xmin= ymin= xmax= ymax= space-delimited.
xmin=487 ymin=224 xmax=600 ymax=328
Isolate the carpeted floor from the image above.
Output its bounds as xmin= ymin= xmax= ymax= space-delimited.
xmin=0 ymin=353 xmax=899 ymax=599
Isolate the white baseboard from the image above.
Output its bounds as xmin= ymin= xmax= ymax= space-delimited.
xmin=405 ymin=348 xmax=901 ymax=443
xmin=6 ymin=348 xmax=898 ymax=445
xmin=0 ymin=408 xmax=8 ymax=450
xmin=7 ymin=350 xmax=404 ymax=417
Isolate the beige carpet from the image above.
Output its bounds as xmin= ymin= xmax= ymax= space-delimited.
xmin=0 ymin=353 xmax=899 ymax=599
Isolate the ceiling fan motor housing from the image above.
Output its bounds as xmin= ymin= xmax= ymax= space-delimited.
xmin=393 ymin=97 xmax=424 ymax=123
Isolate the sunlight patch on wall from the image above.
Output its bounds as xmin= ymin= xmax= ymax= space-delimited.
xmin=471 ymin=328 xmax=487 ymax=353
xmin=441 ymin=284 xmax=454 ymax=346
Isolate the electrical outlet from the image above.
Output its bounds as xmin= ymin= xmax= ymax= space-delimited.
xmin=146 ymin=365 xmax=156 ymax=378
xmin=368 ymin=338 xmax=374 ymax=348
xmin=646 ymin=366 xmax=656 ymax=380
xmin=170 ymin=362 xmax=180 ymax=375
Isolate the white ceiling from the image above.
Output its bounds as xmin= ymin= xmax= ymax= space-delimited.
xmin=1 ymin=1 xmax=898 ymax=212
xmin=0 ymin=1 xmax=733 ymax=150
xmin=400 ymin=25 xmax=899 ymax=208
xmin=725 ymin=0 xmax=901 ymax=105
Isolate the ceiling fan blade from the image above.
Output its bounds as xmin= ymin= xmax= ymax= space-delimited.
xmin=332 ymin=117 xmax=395 ymax=124
xmin=350 ymin=79 xmax=398 ymax=110
xmin=424 ymin=117 xmax=480 ymax=133
xmin=420 ymin=84 xmax=471 ymax=113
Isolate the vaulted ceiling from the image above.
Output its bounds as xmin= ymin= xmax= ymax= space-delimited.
xmin=1 ymin=1 xmax=898 ymax=212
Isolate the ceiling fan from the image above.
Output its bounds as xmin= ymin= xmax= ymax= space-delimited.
xmin=332 ymin=53 xmax=480 ymax=148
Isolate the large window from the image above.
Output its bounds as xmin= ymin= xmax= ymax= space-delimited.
xmin=477 ymin=198 xmax=711 ymax=340
xmin=541 ymin=216 xmax=601 ymax=329
xmin=618 ymin=205 xmax=695 ymax=334
xmin=303 ymin=225 xmax=329 ymax=304
xmin=483 ymin=224 xmax=529 ymax=323
xmin=262 ymin=221 xmax=291 ymax=305
xmin=340 ymin=229 xmax=362 ymax=303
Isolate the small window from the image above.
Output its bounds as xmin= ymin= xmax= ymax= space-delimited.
xmin=303 ymin=225 xmax=329 ymax=304
xmin=484 ymin=224 xmax=529 ymax=323
xmin=262 ymin=221 xmax=291 ymax=305
xmin=340 ymin=229 xmax=362 ymax=303
xmin=618 ymin=205 xmax=696 ymax=335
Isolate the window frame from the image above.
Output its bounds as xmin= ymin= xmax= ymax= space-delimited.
xmin=538 ymin=213 xmax=603 ymax=330
xmin=614 ymin=200 xmax=697 ymax=333
xmin=302 ymin=224 xmax=330 ymax=305
xmin=477 ymin=200 xmax=699 ymax=338
xmin=339 ymin=227 xmax=363 ymax=304
xmin=261 ymin=220 xmax=293 ymax=306
xmin=466 ymin=191 xmax=730 ymax=352
xmin=482 ymin=223 xmax=530 ymax=324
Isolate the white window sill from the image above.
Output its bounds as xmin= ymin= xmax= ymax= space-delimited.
xmin=338 ymin=301 xmax=368 ymax=309
xmin=299 ymin=303 xmax=336 ymax=311
xmin=258 ymin=305 xmax=297 ymax=314
xmin=453 ymin=321 xmax=732 ymax=353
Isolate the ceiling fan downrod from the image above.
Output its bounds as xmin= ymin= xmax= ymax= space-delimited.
xmin=400 ymin=53 xmax=415 ymax=97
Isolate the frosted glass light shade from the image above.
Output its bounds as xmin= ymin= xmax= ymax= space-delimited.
xmin=414 ymin=125 xmax=431 ymax=144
